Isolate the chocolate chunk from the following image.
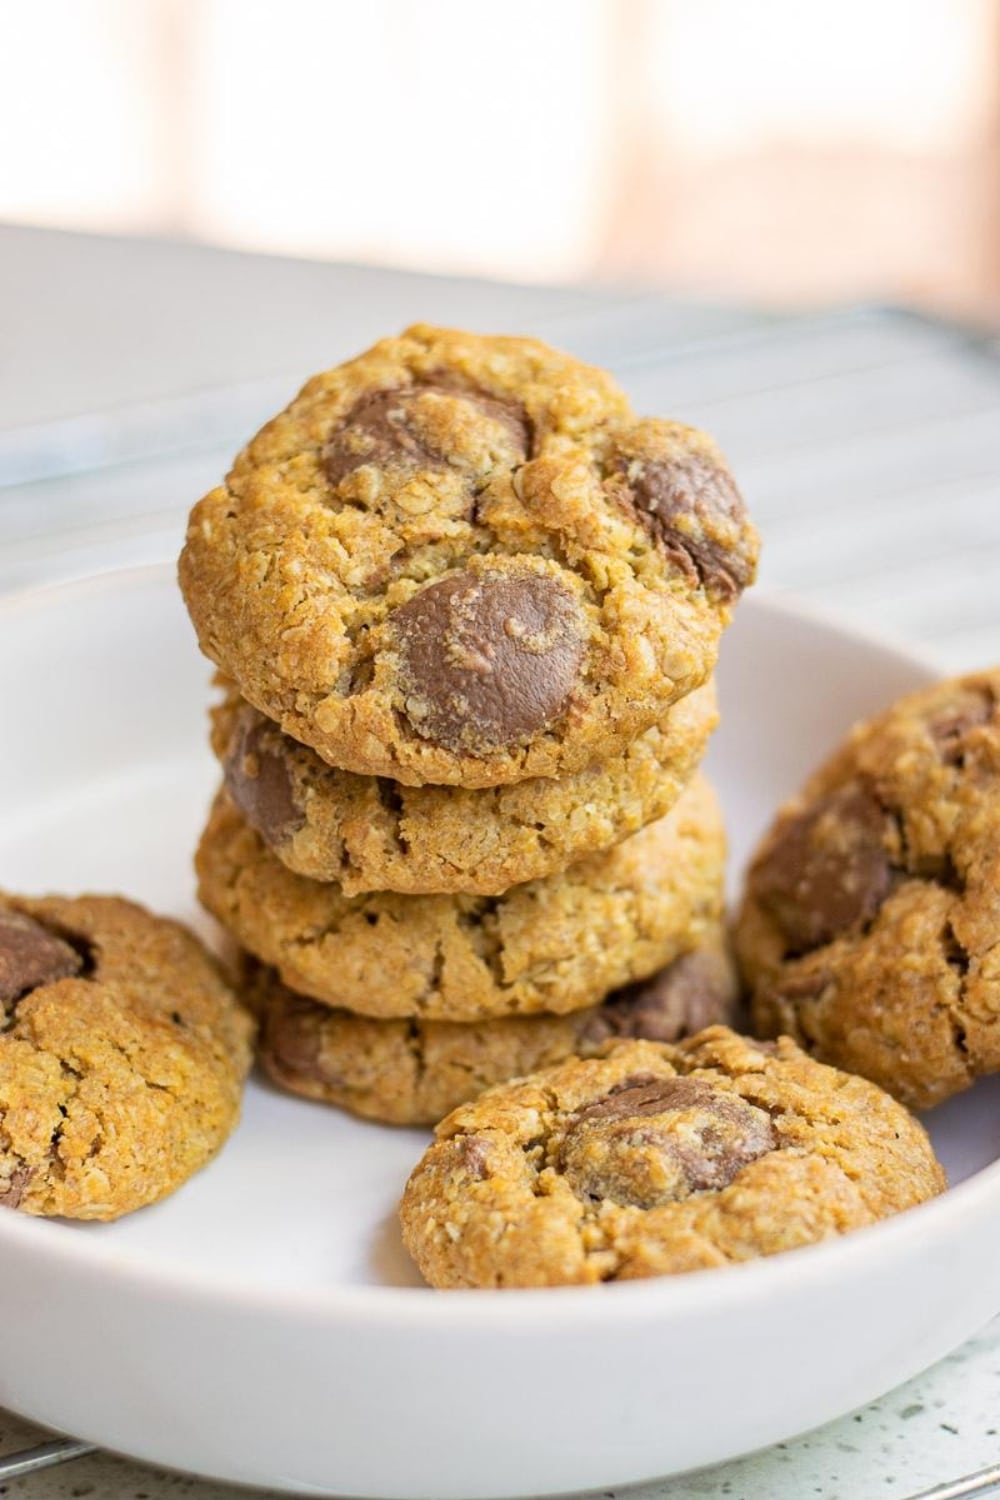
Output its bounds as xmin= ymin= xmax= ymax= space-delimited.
xmin=395 ymin=568 xmax=585 ymax=754
xmin=580 ymin=949 xmax=735 ymax=1047
xmin=424 ymin=376 xmax=531 ymax=458
xmin=223 ymin=706 xmax=306 ymax=851
xmin=574 ymin=1074 xmax=727 ymax=1124
xmin=559 ymin=1073 xmax=776 ymax=1208
xmin=928 ymin=691 xmax=994 ymax=766
xmin=752 ymin=783 xmax=893 ymax=953
xmin=324 ymin=381 xmax=529 ymax=487
xmin=613 ymin=449 xmax=752 ymax=601
xmin=458 ymin=1136 xmax=490 ymax=1180
xmin=0 ymin=909 xmax=83 ymax=1009
xmin=324 ymin=388 xmax=439 ymax=485
xmin=0 ymin=1165 xmax=33 ymax=1211
xmin=264 ymin=995 xmax=328 ymax=1082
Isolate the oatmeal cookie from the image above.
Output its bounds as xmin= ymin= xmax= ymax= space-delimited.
xmin=736 ymin=671 xmax=1000 ymax=1109
xmin=0 ymin=894 xmax=254 ymax=1220
xmin=196 ymin=774 xmax=726 ymax=1022
xmin=251 ymin=926 xmax=738 ymax=1125
xmin=213 ymin=679 xmax=717 ymax=894
xmin=179 ymin=325 xmax=757 ymax=787
xmin=399 ymin=1027 xmax=945 ymax=1287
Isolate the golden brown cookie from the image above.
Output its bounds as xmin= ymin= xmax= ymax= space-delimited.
xmin=179 ymin=325 xmax=757 ymax=788
xmin=212 ymin=679 xmax=717 ymax=894
xmin=196 ymin=774 xmax=727 ymax=1022
xmin=0 ymin=894 xmax=255 ymax=1220
xmin=250 ymin=926 xmax=739 ymax=1125
xmin=399 ymin=1027 xmax=945 ymax=1287
xmin=735 ymin=671 xmax=1000 ymax=1110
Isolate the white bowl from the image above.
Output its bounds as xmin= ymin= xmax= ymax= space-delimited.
xmin=0 ymin=566 xmax=997 ymax=1499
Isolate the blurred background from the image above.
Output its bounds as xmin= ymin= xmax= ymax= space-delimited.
xmin=3 ymin=0 xmax=1000 ymax=671
xmin=2 ymin=0 xmax=999 ymax=322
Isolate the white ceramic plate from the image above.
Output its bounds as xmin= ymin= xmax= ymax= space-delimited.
xmin=0 ymin=566 xmax=998 ymax=1500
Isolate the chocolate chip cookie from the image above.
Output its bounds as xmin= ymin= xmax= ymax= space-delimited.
xmin=179 ymin=325 xmax=757 ymax=788
xmin=0 ymin=894 xmax=254 ymax=1220
xmin=250 ymin=925 xmax=739 ymax=1125
xmin=212 ymin=679 xmax=717 ymax=894
xmin=735 ymin=671 xmax=1000 ymax=1109
xmin=197 ymin=774 xmax=726 ymax=1022
xmin=399 ymin=1027 xmax=945 ymax=1287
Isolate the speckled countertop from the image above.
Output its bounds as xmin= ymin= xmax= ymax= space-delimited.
xmin=2 ymin=228 xmax=999 ymax=1500
xmin=3 ymin=1320 xmax=999 ymax=1499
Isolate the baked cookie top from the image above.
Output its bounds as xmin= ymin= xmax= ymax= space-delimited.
xmin=735 ymin=671 xmax=1000 ymax=1109
xmin=250 ymin=925 xmax=739 ymax=1126
xmin=212 ymin=679 xmax=717 ymax=894
xmin=0 ymin=894 xmax=254 ymax=1220
xmin=399 ymin=1027 xmax=945 ymax=1287
xmin=196 ymin=773 xmax=726 ymax=1022
xmin=179 ymin=325 xmax=757 ymax=787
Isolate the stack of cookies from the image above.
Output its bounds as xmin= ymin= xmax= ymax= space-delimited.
xmin=179 ymin=324 xmax=760 ymax=1126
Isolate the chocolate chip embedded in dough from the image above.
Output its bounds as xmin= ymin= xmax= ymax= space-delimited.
xmin=580 ymin=949 xmax=734 ymax=1047
xmin=458 ymin=1136 xmax=491 ymax=1181
xmin=324 ymin=388 xmax=441 ymax=485
xmin=0 ymin=909 xmax=83 ymax=1008
xmin=423 ymin=377 xmax=531 ymax=459
xmin=558 ymin=1073 xmax=776 ymax=1209
xmin=614 ymin=448 xmax=753 ymax=601
xmin=264 ymin=995 xmax=332 ymax=1084
xmin=394 ymin=568 xmax=585 ymax=754
xmin=927 ymin=691 xmax=994 ymax=766
xmin=324 ymin=382 xmax=529 ymax=487
xmin=572 ymin=1074 xmax=722 ymax=1124
xmin=223 ymin=706 xmax=306 ymax=851
xmin=752 ymin=783 xmax=894 ymax=954
xmin=0 ymin=1165 xmax=33 ymax=1211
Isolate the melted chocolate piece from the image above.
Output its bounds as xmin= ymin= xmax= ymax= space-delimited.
xmin=0 ymin=909 xmax=83 ymax=1009
xmin=395 ymin=568 xmax=585 ymax=754
xmin=458 ymin=1136 xmax=490 ymax=1180
xmin=0 ymin=1165 xmax=33 ymax=1211
xmin=928 ymin=690 xmax=994 ymax=766
xmin=559 ymin=1073 xmax=776 ymax=1208
xmin=613 ymin=448 xmax=753 ymax=601
xmin=265 ymin=994 xmax=329 ymax=1082
xmin=753 ymin=783 xmax=893 ymax=953
xmin=324 ymin=382 xmax=529 ymax=487
xmin=580 ymin=949 xmax=734 ymax=1047
xmin=224 ymin=706 xmax=306 ymax=851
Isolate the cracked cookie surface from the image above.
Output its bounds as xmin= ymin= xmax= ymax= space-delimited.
xmin=0 ymin=894 xmax=254 ymax=1220
xmin=249 ymin=925 xmax=738 ymax=1125
xmin=212 ymin=679 xmax=717 ymax=894
xmin=179 ymin=324 xmax=757 ymax=788
xmin=196 ymin=774 xmax=726 ymax=1022
xmin=399 ymin=1027 xmax=945 ymax=1287
xmin=735 ymin=671 xmax=1000 ymax=1109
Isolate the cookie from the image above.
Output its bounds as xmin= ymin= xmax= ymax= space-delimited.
xmin=179 ymin=324 xmax=757 ymax=788
xmin=0 ymin=894 xmax=254 ymax=1220
xmin=212 ymin=679 xmax=717 ymax=894
xmin=196 ymin=774 xmax=727 ymax=1022
xmin=399 ymin=1027 xmax=945 ymax=1287
xmin=735 ymin=671 xmax=1000 ymax=1110
xmin=251 ymin=926 xmax=739 ymax=1125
